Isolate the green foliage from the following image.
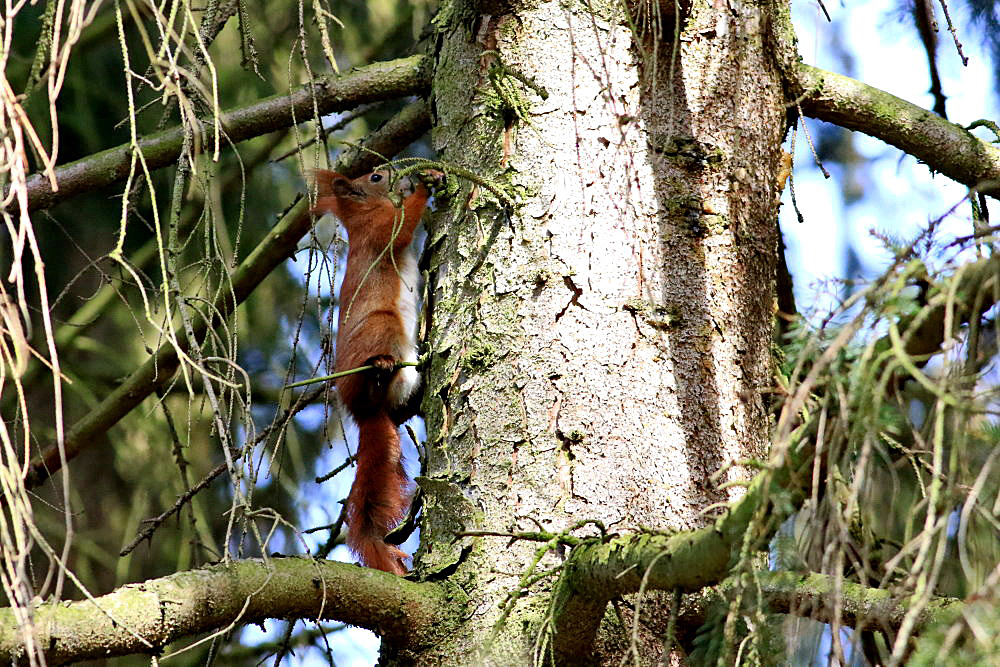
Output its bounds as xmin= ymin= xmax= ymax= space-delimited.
xmin=688 ymin=584 xmax=786 ymax=666
xmin=757 ymin=225 xmax=1000 ymax=662
xmin=910 ymin=599 xmax=1000 ymax=665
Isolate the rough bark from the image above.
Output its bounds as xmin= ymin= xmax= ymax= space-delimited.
xmin=405 ymin=0 xmax=787 ymax=662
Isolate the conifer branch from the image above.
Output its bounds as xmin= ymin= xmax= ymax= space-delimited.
xmin=797 ymin=64 xmax=1000 ymax=199
xmin=18 ymin=55 xmax=430 ymax=212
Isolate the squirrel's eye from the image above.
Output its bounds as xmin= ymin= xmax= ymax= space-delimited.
xmin=369 ymin=173 xmax=383 ymax=183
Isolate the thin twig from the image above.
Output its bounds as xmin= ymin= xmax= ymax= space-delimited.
xmin=285 ymin=360 xmax=418 ymax=388
xmin=120 ymin=383 xmax=328 ymax=556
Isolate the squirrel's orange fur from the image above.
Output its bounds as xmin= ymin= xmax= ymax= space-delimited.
xmin=312 ymin=169 xmax=434 ymax=575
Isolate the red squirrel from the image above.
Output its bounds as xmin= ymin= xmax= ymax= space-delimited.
xmin=312 ymin=168 xmax=436 ymax=575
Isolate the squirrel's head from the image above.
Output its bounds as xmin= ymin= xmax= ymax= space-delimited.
xmin=316 ymin=170 xmax=420 ymax=209
xmin=310 ymin=169 xmax=443 ymax=239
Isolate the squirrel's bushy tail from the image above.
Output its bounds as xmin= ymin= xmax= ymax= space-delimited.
xmin=346 ymin=412 xmax=411 ymax=575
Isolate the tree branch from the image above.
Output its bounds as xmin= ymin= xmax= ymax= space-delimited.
xmin=20 ymin=55 xmax=430 ymax=212
xmin=796 ymin=63 xmax=1000 ymax=199
xmin=750 ymin=571 xmax=963 ymax=636
xmin=549 ymin=466 xmax=966 ymax=661
xmin=24 ymin=100 xmax=432 ymax=490
xmin=0 ymin=558 xmax=454 ymax=665
xmin=903 ymin=253 xmax=1000 ymax=358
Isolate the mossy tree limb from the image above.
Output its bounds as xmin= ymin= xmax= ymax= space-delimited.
xmin=796 ymin=64 xmax=1000 ymax=199
xmin=0 ymin=557 xmax=456 ymax=665
xmin=548 ymin=437 xmax=965 ymax=661
xmin=747 ymin=571 xmax=963 ymax=635
xmin=548 ymin=429 xmax=812 ymax=661
xmin=900 ymin=254 xmax=1000 ymax=359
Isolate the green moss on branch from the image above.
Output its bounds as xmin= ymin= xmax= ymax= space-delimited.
xmin=0 ymin=558 xmax=456 ymax=664
xmin=796 ymin=64 xmax=1000 ymax=199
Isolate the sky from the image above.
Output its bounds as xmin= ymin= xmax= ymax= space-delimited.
xmin=783 ymin=0 xmax=997 ymax=319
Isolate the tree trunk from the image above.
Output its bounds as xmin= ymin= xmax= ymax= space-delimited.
xmin=399 ymin=0 xmax=787 ymax=662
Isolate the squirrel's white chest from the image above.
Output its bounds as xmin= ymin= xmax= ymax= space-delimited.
xmin=388 ymin=248 xmax=419 ymax=407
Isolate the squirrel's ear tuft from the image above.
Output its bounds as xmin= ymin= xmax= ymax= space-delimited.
xmin=331 ymin=177 xmax=358 ymax=198
xmin=309 ymin=169 xmax=348 ymax=198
